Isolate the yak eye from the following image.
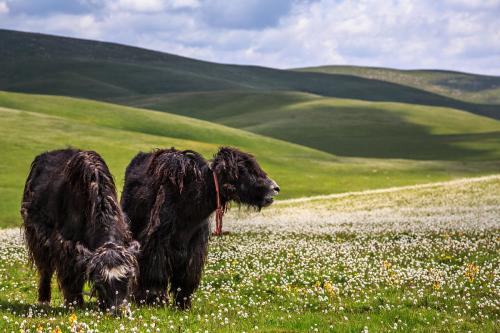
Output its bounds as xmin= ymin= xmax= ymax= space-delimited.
xmin=95 ymin=284 xmax=106 ymax=297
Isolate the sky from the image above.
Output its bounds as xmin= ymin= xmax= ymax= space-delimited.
xmin=0 ymin=0 xmax=499 ymax=75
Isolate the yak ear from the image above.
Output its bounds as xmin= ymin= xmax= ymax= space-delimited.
xmin=75 ymin=243 xmax=92 ymax=267
xmin=127 ymin=240 xmax=140 ymax=256
xmin=214 ymin=160 xmax=239 ymax=182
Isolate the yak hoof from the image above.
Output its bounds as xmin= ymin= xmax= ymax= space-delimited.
xmin=134 ymin=291 xmax=168 ymax=307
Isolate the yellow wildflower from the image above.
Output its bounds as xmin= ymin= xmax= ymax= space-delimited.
xmin=440 ymin=254 xmax=452 ymax=261
xmin=465 ymin=262 xmax=479 ymax=282
xmin=324 ymin=281 xmax=335 ymax=296
xmin=69 ymin=313 xmax=77 ymax=325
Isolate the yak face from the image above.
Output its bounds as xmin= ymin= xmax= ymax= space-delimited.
xmin=77 ymin=242 xmax=139 ymax=314
xmin=214 ymin=147 xmax=280 ymax=209
xmin=233 ymin=161 xmax=279 ymax=208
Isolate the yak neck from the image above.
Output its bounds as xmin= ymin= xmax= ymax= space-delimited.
xmin=202 ymin=164 xmax=228 ymax=217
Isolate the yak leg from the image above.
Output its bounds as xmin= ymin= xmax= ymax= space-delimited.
xmin=58 ymin=272 xmax=85 ymax=306
xmin=171 ymin=225 xmax=209 ymax=310
xmin=134 ymin=236 xmax=170 ymax=306
xmin=56 ymin=255 xmax=85 ymax=307
xmin=32 ymin=243 xmax=55 ymax=304
xmin=23 ymin=222 xmax=55 ymax=304
xmin=38 ymin=267 xmax=54 ymax=304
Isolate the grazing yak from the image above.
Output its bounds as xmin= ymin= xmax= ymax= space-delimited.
xmin=121 ymin=147 xmax=280 ymax=309
xmin=21 ymin=149 xmax=139 ymax=313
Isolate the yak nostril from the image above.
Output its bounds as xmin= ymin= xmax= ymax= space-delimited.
xmin=269 ymin=180 xmax=280 ymax=194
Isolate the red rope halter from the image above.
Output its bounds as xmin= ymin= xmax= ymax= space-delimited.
xmin=212 ymin=171 xmax=225 ymax=236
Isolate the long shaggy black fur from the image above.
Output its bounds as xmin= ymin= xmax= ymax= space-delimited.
xmin=21 ymin=149 xmax=139 ymax=312
xmin=121 ymin=147 xmax=279 ymax=309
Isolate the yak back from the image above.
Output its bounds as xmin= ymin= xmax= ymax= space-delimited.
xmin=122 ymin=148 xmax=209 ymax=239
xmin=23 ymin=149 xmax=129 ymax=249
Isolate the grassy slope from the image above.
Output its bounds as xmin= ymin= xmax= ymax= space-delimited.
xmin=1 ymin=29 xmax=498 ymax=120
xmin=294 ymin=65 xmax=500 ymax=105
xmin=2 ymin=91 xmax=499 ymax=228
xmin=118 ymin=90 xmax=500 ymax=160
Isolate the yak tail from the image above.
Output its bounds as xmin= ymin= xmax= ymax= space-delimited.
xmin=64 ymin=151 xmax=119 ymax=227
xmin=21 ymin=155 xmax=43 ymax=220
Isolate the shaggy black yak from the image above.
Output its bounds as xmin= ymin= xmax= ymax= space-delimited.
xmin=121 ymin=147 xmax=279 ymax=309
xmin=21 ymin=149 xmax=139 ymax=313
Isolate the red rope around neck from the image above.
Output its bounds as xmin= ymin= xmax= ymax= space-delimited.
xmin=212 ymin=171 xmax=225 ymax=236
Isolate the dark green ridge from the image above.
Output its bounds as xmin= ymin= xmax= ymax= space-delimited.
xmin=1 ymin=29 xmax=498 ymax=120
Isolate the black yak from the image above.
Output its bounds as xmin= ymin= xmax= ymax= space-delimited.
xmin=21 ymin=149 xmax=139 ymax=313
xmin=121 ymin=147 xmax=279 ymax=309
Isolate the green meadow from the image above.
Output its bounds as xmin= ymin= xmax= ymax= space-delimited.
xmin=0 ymin=176 xmax=498 ymax=332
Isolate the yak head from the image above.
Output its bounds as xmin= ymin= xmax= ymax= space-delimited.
xmin=212 ymin=147 xmax=280 ymax=209
xmin=77 ymin=241 xmax=139 ymax=315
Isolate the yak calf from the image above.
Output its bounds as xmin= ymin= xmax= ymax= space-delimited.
xmin=21 ymin=149 xmax=139 ymax=313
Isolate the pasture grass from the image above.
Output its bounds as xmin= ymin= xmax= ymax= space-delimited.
xmin=0 ymin=176 xmax=498 ymax=332
xmin=2 ymin=91 xmax=499 ymax=228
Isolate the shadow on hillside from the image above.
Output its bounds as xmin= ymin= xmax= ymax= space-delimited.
xmin=242 ymin=104 xmax=500 ymax=161
xmin=110 ymin=90 xmax=500 ymax=161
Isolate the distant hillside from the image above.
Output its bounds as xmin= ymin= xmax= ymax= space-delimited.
xmin=1 ymin=91 xmax=499 ymax=227
xmin=0 ymin=29 xmax=498 ymax=120
xmin=117 ymin=90 xmax=500 ymax=160
xmin=294 ymin=65 xmax=500 ymax=105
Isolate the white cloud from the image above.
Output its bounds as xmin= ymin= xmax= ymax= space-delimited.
xmin=103 ymin=0 xmax=200 ymax=13
xmin=3 ymin=13 xmax=103 ymax=39
xmin=106 ymin=0 xmax=166 ymax=12
xmin=0 ymin=1 xmax=9 ymax=14
xmin=443 ymin=0 xmax=500 ymax=9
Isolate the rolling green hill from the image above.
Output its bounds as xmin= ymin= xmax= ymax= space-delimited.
xmin=294 ymin=65 xmax=500 ymax=105
xmin=0 ymin=29 xmax=498 ymax=120
xmin=1 ymin=91 xmax=499 ymax=228
xmin=116 ymin=90 xmax=500 ymax=160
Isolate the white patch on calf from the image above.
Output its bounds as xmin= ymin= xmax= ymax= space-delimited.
xmin=103 ymin=265 xmax=129 ymax=281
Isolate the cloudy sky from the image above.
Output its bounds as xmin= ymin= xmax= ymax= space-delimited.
xmin=0 ymin=0 xmax=499 ymax=75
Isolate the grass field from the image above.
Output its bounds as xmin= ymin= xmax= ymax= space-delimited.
xmin=2 ymin=91 xmax=500 ymax=229
xmin=0 ymin=175 xmax=498 ymax=332
xmin=117 ymin=90 xmax=500 ymax=160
